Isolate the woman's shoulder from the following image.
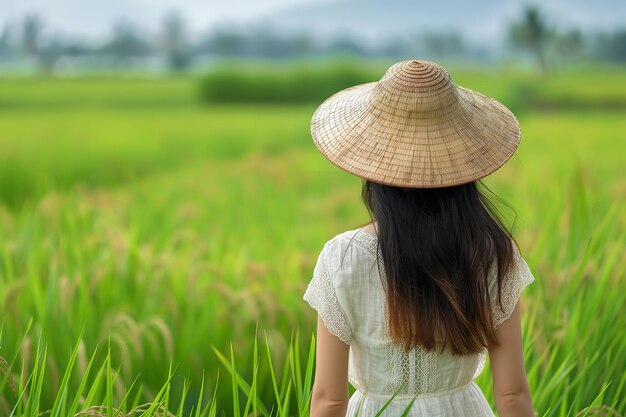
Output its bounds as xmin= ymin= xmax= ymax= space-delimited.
xmin=321 ymin=227 xmax=380 ymax=261
xmin=316 ymin=228 xmax=383 ymax=295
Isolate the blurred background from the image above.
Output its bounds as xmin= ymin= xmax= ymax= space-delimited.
xmin=0 ymin=0 xmax=624 ymax=416
xmin=1 ymin=0 xmax=625 ymax=75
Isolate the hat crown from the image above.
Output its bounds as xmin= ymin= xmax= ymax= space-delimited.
xmin=370 ymin=60 xmax=459 ymax=114
xmin=310 ymin=58 xmax=520 ymax=188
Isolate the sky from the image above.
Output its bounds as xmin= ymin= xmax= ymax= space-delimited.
xmin=1 ymin=0 xmax=624 ymax=44
xmin=0 ymin=0 xmax=327 ymax=41
xmin=272 ymin=0 xmax=626 ymax=44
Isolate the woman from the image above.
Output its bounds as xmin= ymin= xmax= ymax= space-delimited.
xmin=303 ymin=60 xmax=536 ymax=417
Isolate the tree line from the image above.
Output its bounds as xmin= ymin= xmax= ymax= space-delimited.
xmin=0 ymin=6 xmax=624 ymax=75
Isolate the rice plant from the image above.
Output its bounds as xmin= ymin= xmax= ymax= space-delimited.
xmin=0 ymin=67 xmax=624 ymax=416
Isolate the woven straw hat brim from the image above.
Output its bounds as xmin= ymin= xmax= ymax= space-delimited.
xmin=310 ymin=68 xmax=521 ymax=188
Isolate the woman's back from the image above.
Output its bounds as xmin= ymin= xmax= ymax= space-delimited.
xmin=304 ymin=227 xmax=535 ymax=416
xmin=304 ymin=59 xmax=535 ymax=417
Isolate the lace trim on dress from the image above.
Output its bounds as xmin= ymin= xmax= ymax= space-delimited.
xmin=303 ymin=244 xmax=352 ymax=345
xmin=492 ymin=246 xmax=535 ymax=328
xmin=351 ymin=228 xmax=382 ymax=262
xmin=384 ymin=343 xmax=436 ymax=394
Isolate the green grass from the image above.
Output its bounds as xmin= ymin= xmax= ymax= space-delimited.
xmin=198 ymin=61 xmax=375 ymax=103
xmin=0 ymin=104 xmax=311 ymax=208
xmin=0 ymin=67 xmax=625 ymax=416
xmin=0 ymin=77 xmax=196 ymax=108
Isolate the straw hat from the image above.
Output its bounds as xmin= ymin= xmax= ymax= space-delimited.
xmin=310 ymin=59 xmax=520 ymax=188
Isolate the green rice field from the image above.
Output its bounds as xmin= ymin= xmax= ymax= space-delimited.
xmin=0 ymin=65 xmax=625 ymax=416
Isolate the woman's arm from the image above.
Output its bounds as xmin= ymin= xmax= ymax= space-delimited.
xmin=487 ymin=302 xmax=535 ymax=417
xmin=310 ymin=316 xmax=351 ymax=417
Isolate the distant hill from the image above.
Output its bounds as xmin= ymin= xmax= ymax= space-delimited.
xmin=264 ymin=0 xmax=626 ymax=47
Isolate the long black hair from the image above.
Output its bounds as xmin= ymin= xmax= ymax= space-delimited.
xmin=361 ymin=179 xmax=516 ymax=355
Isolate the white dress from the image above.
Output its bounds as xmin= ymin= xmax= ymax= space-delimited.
xmin=303 ymin=227 xmax=535 ymax=417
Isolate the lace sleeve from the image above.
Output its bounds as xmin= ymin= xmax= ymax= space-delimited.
xmin=303 ymin=242 xmax=352 ymax=345
xmin=493 ymin=244 xmax=535 ymax=329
